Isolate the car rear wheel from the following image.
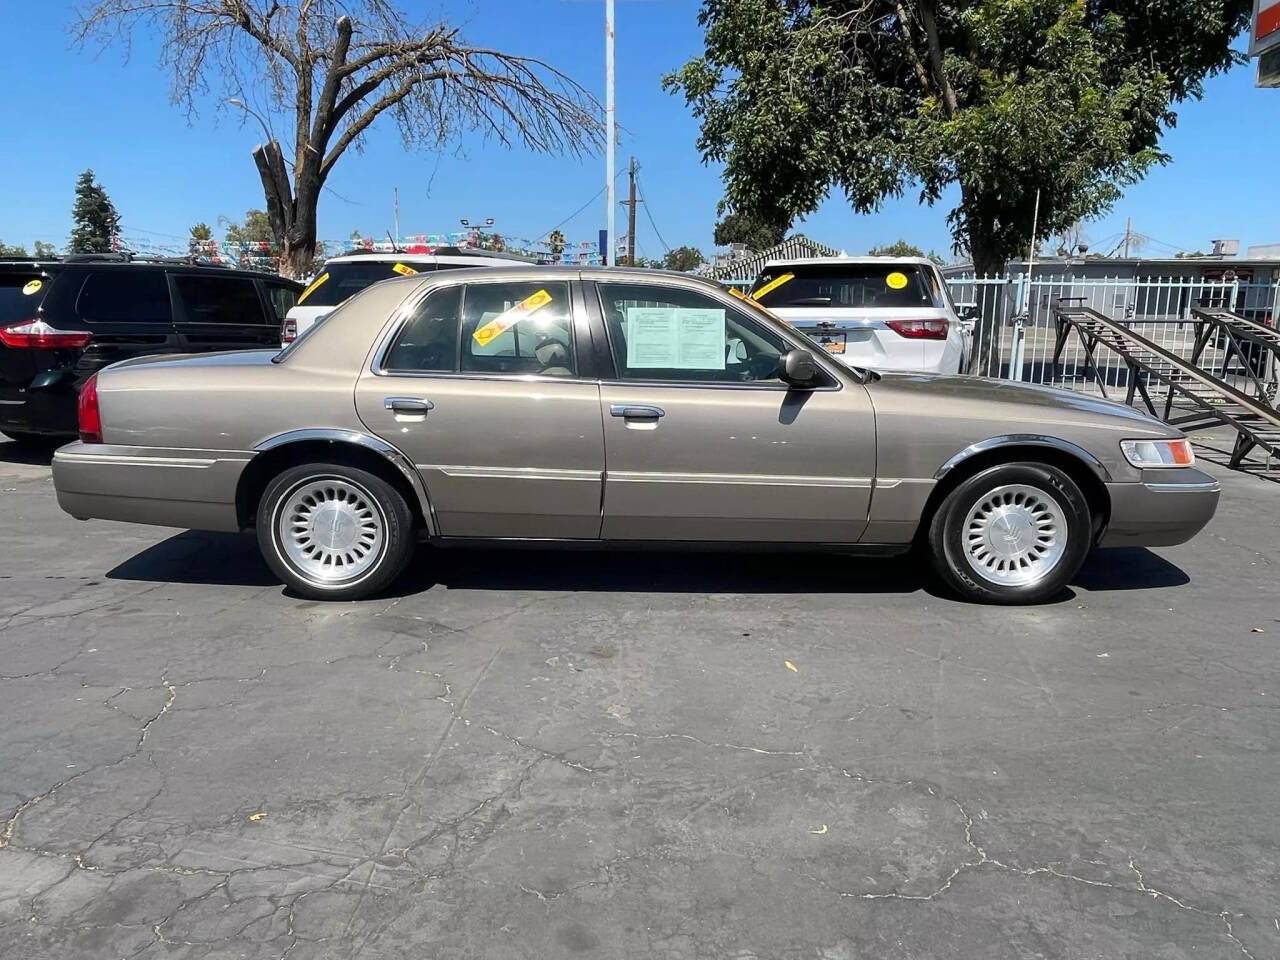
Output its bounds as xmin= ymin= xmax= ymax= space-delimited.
xmin=256 ymin=462 xmax=415 ymax=601
xmin=927 ymin=462 xmax=1091 ymax=604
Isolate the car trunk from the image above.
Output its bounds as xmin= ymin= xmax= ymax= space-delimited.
xmin=0 ymin=271 xmax=49 ymax=405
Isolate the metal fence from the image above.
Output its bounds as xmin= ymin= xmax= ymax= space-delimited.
xmin=947 ymin=275 xmax=1280 ymax=401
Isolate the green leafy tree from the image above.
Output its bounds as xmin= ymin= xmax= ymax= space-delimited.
xmin=667 ymin=0 xmax=1249 ymax=276
xmin=868 ymin=239 xmax=925 ymax=257
xmin=33 ymin=241 xmax=57 ymax=258
xmin=189 ymin=221 xmax=213 ymax=255
xmin=224 ymin=210 xmax=275 ymax=246
xmin=547 ymin=229 xmax=567 ymax=258
xmin=713 ymin=208 xmax=785 ymax=252
xmin=75 ymin=1 xmax=601 ymax=277
xmin=662 ymin=246 xmax=706 ymax=272
xmin=69 ymin=169 xmax=120 ymax=254
xmin=0 ymin=240 xmax=28 ymax=257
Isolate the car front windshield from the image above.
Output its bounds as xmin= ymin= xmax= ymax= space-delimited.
xmin=298 ymin=261 xmax=425 ymax=308
xmin=750 ymin=263 xmax=941 ymax=309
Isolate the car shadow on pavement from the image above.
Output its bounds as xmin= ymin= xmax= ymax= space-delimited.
xmin=0 ymin=439 xmax=57 ymax=465
xmin=106 ymin=534 xmax=1189 ymax=600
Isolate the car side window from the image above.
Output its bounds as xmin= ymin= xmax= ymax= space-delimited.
xmin=382 ymin=285 xmax=462 ymax=373
xmin=172 ymin=275 xmax=265 ymax=325
xmin=460 ymin=281 xmax=575 ymax=377
xmin=263 ymin=281 xmax=299 ymax=321
xmin=597 ymin=282 xmax=788 ymax=383
xmin=75 ymin=270 xmax=171 ymax=324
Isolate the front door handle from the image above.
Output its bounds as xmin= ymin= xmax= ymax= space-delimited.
xmin=610 ymin=404 xmax=665 ymax=421
xmin=384 ymin=396 xmax=434 ymax=416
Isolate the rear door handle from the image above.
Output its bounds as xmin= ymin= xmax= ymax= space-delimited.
xmin=610 ymin=404 xmax=665 ymax=420
xmin=385 ymin=396 xmax=433 ymax=415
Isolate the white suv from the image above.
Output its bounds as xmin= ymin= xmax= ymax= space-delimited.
xmin=282 ymin=248 xmax=533 ymax=344
xmin=748 ymin=256 xmax=973 ymax=375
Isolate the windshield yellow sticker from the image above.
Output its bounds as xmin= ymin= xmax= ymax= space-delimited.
xmin=22 ymin=279 xmax=42 ymax=296
xmin=751 ymin=272 xmax=794 ymax=301
xmin=391 ymin=262 xmax=418 ymax=276
xmin=885 ymin=271 xmax=908 ymax=290
xmin=297 ymin=272 xmax=329 ymax=304
xmin=472 ymin=289 xmax=553 ymax=347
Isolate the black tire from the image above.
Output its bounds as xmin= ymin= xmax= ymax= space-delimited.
xmin=256 ymin=462 xmax=415 ymax=601
xmin=927 ymin=462 xmax=1092 ymax=604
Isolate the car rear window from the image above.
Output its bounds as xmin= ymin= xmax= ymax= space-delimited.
xmin=0 ymin=273 xmax=51 ymax=326
xmin=298 ymin=261 xmax=434 ymax=308
xmin=750 ymin=263 xmax=941 ymax=309
xmin=76 ymin=270 xmax=172 ymax=323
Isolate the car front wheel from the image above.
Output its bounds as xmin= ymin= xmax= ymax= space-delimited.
xmin=257 ymin=463 xmax=415 ymax=601
xmin=927 ymin=462 xmax=1092 ymax=604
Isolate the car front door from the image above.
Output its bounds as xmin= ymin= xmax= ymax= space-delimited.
xmin=589 ymin=279 xmax=877 ymax=543
xmin=354 ymin=277 xmax=606 ymax=539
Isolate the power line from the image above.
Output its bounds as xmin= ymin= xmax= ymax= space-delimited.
xmin=534 ymin=167 xmax=629 ymax=243
xmin=634 ymin=172 xmax=670 ymax=254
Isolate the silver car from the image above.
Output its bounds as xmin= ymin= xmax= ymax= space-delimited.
xmin=52 ymin=267 xmax=1219 ymax=603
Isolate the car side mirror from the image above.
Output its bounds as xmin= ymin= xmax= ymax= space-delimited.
xmin=778 ymin=348 xmax=821 ymax=388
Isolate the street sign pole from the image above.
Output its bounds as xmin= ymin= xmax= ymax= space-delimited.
xmin=605 ymin=0 xmax=616 ymax=267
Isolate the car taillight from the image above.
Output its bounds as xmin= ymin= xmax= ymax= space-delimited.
xmin=78 ymin=374 xmax=102 ymax=444
xmin=282 ymin=318 xmax=297 ymax=343
xmin=0 ymin=319 xmax=93 ymax=349
xmin=885 ymin=317 xmax=949 ymax=340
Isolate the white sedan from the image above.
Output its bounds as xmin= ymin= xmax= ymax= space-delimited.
xmin=749 ymin=256 xmax=973 ymax=374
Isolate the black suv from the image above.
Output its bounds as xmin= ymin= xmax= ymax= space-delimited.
xmin=0 ymin=256 xmax=301 ymax=444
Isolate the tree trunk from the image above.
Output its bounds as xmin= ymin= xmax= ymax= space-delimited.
xmin=961 ymin=186 xmax=1006 ymax=375
xmin=251 ymin=140 xmax=320 ymax=278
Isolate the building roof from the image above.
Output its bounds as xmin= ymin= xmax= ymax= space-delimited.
xmin=704 ymin=234 xmax=843 ymax=280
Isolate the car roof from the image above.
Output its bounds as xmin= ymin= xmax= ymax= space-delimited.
xmin=0 ymin=257 xmax=295 ymax=282
xmin=760 ymin=256 xmax=939 ymax=270
xmin=382 ymin=264 xmax=720 ymax=288
xmin=323 ymin=249 xmax=534 ymax=266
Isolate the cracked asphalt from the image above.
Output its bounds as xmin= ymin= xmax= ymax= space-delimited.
xmin=1 ymin=436 xmax=1278 ymax=959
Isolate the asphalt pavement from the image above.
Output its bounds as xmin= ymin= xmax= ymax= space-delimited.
xmin=0 ymin=437 xmax=1277 ymax=959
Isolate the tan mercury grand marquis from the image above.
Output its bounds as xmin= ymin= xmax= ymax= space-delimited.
xmin=51 ymin=267 xmax=1220 ymax=604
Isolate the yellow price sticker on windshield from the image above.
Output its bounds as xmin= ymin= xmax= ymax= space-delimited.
xmin=885 ymin=271 xmax=908 ymax=290
xmin=22 ymin=279 xmax=42 ymax=296
xmin=472 ymin=289 xmax=553 ymax=347
xmin=751 ymin=272 xmax=794 ymax=301
xmin=297 ymin=272 xmax=329 ymax=304
xmin=391 ymin=262 xmax=418 ymax=276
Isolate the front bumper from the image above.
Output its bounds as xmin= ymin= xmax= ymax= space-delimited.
xmin=52 ymin=442 xmax=251 ymax=532
xmin=1097 ymin=467 xmax=1221 ymax=547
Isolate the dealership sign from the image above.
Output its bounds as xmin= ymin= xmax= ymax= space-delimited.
xmin=1251 ymin=0 xmax=1280 ymax=54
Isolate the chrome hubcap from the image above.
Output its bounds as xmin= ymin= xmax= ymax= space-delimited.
xmin=963 ymin=484 xmax=1067 ymax=587
xmin=276 ymin=477 xmax=385 ymax=585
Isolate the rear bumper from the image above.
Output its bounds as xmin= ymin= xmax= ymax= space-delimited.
xmin=52 ymin=442 xmax=251 ymax=532
xmin=1097 ymin=468 xmax=1221 ymax=547
xmin=0 ymin=369 xmax=80 ymax=437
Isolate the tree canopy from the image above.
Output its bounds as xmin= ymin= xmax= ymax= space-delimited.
xmin=667 ymin=0 xmax=1249 ymax=274
xmin=713 ymin=209 xmax=785 ymax=252
xmin=69 ymin=169 xmax=120 ymax=255
xmin=662 ymin=246 xmax=706 ymax=272
xmin=0 ymin=240 xmax=27 ymax=258
xmin=223 ymin=210 xmax=275 ymax=246
xmin=75 ymin=1 xmax=602 ymax=276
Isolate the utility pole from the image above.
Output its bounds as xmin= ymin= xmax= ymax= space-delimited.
xmin=605 ymin=0 xmax=615 ymax=267
xmin=393 ymin=186 xmax=399 ymax=243
xmin=622 ymin=156 xmax=638 ymax=266
xmin=1123 ymin=216 xmax=1132 ymax=259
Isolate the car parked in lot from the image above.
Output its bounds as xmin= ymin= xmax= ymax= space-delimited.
xmin=749 ymin=256 xmax=973 ymax=374
xmin=282 ymin=247 xmax=534 ymax=345
xmin=52 ymin=267 xmax=1219 ymax=604
xmin=1 ymin=255 xmax=301 ymax=444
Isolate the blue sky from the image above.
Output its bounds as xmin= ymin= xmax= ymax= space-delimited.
xmin=1 ymin=1 xmax=1276 ymax=261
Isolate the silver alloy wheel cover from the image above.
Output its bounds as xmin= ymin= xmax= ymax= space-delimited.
xmin=274 ymin=475 xmax=387 ymax=586
xmin=962 ymin=483 xmax=1068 ymax=587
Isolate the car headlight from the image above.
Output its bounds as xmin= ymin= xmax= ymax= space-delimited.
xmin=1120 ymin=438 xmax=1195 ymax=468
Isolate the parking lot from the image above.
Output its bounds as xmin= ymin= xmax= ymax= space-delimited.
xmin=0 ymin=436 xmax=1277 ymax=960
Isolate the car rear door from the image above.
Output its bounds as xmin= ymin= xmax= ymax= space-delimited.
xmin=588 ymin=278 xmax=876 ymax=543
xmin=68 ymin=268 xmax=185 ymax=376
xmin=354 ymin=275 xmax=606 ymax=539
xmin=170 ymin=272 xmax=281 ymax=350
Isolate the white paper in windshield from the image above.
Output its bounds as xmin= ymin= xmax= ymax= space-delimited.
xmin=626 ymin=306 xmax=726 ymax=370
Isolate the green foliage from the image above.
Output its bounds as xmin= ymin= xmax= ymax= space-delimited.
xmin=224 ymin=210 xmax=275 ymax=246
xmin=868 ymin=239 xmax=925 ymax=258
xmin=189 ymin=222 xmax=213 ymax=242
xmin=33 ymin=241 xmax=56 ymax=258
xmin=0 ymin=240 xmax=27 ymax=257
xmin=662 ymin=246 xmax=706 ymax=272
xmin=547 ymin=229 xmax=567 ymax=258
xmin=667 ymin=0 xmax=1249 ymax=273
xmin=69 ymin=169 xmax=120 ymax=254
xmin=713 ymin=209 xmax=785 ymax=252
